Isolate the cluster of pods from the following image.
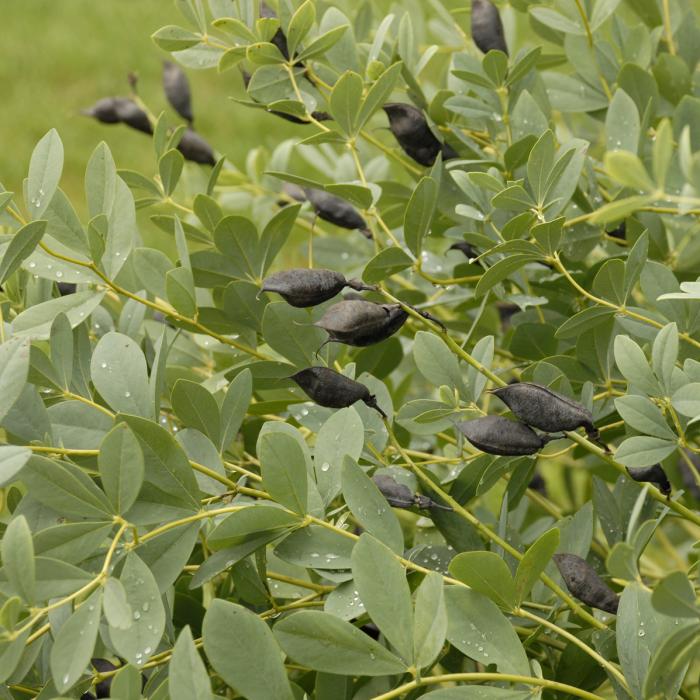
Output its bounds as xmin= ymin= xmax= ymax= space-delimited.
xmin=78 ymin=2 xmax=676 ymax=625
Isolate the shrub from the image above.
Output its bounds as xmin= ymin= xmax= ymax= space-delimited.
xmin=0 ymin=0 xmax=699 ymax=697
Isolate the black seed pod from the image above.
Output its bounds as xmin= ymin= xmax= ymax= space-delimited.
xmin=456 ymin=415 xmax=548 ymax=456
xmin=114 ymin=99 xmax=153 ymax=135
xmin=260 ymin=2 xmax=290 ymax=60
xmin=315 ymin=300 xmax=408 ymax=347
xmin=177 ymin=128 xmax=216 ymax=165
xmin=382 ymin=103 xmax=458 ymax=166
xmin=607 ymin=221 xmax=626 ymax=241
xmin=88 ymin=658 xmax=118 ymax=698
xmin=529 ymin=472 xmax=546 ymax=495
xmin=449 ymin=241 xmax=479 ymax=260
xmin=553 ymin=553 xmax=619 ymax=614
xmin=261 ymin=268 xmax=375 ymax=308
xmin=273 ymin=109 xmax=331 ymax=124
xmin=81 ymin=97 xmax=123 ymax=124
xmin=291 ymin=367 xmax=386 ymax=417
xmin=471 ymin=0 xmax=509 ymax=55
xmin=627 ymin=464 xmax=671 ymax=497
xmin=163 ymin=60 xmax=193 ymax=124
xmin=82 ymin=97 xmax=152 ymax=134
xmin=303 ymin=188 xmax=372 ymax=239
xmin=491 ymin=382 xmax=598 ymax=440
xmin=372 ymin=474 xmax=451 ymax=510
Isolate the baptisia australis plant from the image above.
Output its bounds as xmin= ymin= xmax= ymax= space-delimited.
xmin=0 ymin=0 xmax=700 ymax=698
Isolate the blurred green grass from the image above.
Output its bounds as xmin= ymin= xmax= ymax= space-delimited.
xmin=0 ymin=0 xmax=304 ymax=216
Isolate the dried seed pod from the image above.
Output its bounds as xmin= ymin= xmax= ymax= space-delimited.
xmin=86 ymin=659 xmax=118 ymax=698
xmin=260 ymin=2 xmax=290 ymax=59
xmin=163 ymin=60 xmax=193 ymax=123
xmin=382 ymin=103 xmax=458 ymax=166
xmin=81 ymin=97 xmax=123 ymax=124
xmin=491 ymin=382 xmax=599 ymax=440
xmin=372 ymin=474 xmax=451 ymax=510
xmin=177 ymin=128 xmax=216 ymax=165
xmin=303 ymin=188 xmax=372 ymax=239
xmin=315 ymin=300 xmax=408 ymax=347
xmin=607 ymin=221 xmax=626 ymax=241
xmin=471 ymin=0 xmax=509 ymax=55
xmin=271 ymin=109 xmax=331 ymax=125
xmin=456 ymin=415 xmax=548 ymax=456
xmin=372 ymin=474 xmax=415 ymax=507
xmin=449 ymin=241 xmax=479 ymax=260
xmin=113 ymin=98 xmax=153 ymax=135
xmin=528 ymin=472 xmax=546 ymax=495
xmin=282 ymin=182 xmax=306 ymax=202
xmin=261 ymin=268 xmax=374 ymax=308
xmin=316 ymin=299 xmax=445 ymax=349
xmin=496 ymin=302 xmax=519 ymax=329
xmin=627 ymin=464 xmax=671 ymax=497
xmin=291 ymin=367 xmax=386 ymax=417
xmin=82 ymin=97 xmax=152 ymax=134
xmin=553 ymin=553 xmax=619 ymax=614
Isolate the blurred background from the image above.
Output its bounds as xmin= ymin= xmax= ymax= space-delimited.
xmin=0 ymin=0 xmax=308 ymax=213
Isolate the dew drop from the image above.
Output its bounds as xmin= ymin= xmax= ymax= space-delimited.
xmin=133 ymin=611 xmax=141 ymax=620
xmin=101 ymin=362 xmax=108 ymax=369
xmin=125 ymin=391 xmax=131 ymax=398
xmin=320 ymin=462 xmax=330 ymax=472
xmin=28 ymin=262 xmax=36 ymax=269
xmin=56 ymin=271 xmax=63 ymax=278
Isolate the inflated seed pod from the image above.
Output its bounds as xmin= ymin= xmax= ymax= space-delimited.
xmin=261 ymin=268 xmax=375 ymax=308
xmin=315 ymin=300 xmax=408 ymax=348
xmin=82 ymin=97 xmax=152 ymax=134
xmin=382 ymin=103 xmax=458 ymax=167
xmin=177 ymin=128 xmax=216 ymax=165
xmin=528 ymin=472 xmax=546 ymax=495
xmin=627 ymin=464 xmax=671 ymax=496
xmin=372 ymin=474 xmax=415 ymax=507
xmin=607 ymin=221 xmax=626 ymax=241
xmin=491 ymin=382 xmax=599 ymax=440
xmin=291 ymin=367 xmax=386 ymax=417
xmin=456 ymin=415 xmax=548 ymax=456
xmin=316 ymin=299 xmax=445 ymax=349
xmin=163 ymin=60 xmax=193 ymax=123
xmin=81 ymin=97 xmax=123 ymax=124
xmin=372 ymin=474 xmax=451 ymax=510
xmin=496 ymin=302 xmax=519 ymax=329
xmin=83 ymin=659 xmax=119 ymax=698
xmin=471 ymin=0 xmax=509 ymax=55
xmin=553 ymin=553 xmax=619 ymax=614
xmin=113 ymin=98 xmax=153 ymax=135
xmin=449 ymin=241 xmax=479 ymax=260
xmin=260 ymin=2 xmax=290 ymax=59
xmin=303 ymin=188 xmax=372 ymax=239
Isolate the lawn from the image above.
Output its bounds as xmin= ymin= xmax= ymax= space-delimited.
xmin=0 ymin=0 xmax=304 ymax=213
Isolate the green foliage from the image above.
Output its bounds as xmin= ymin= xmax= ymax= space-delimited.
xmin=0 ymin=0 xmax=700 ymax=697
